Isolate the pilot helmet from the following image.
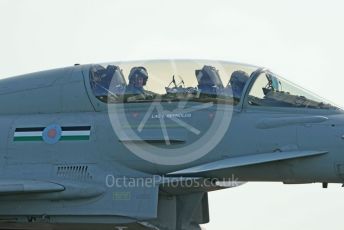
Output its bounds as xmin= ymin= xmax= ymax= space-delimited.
xmin=230 ymin=70 xmax=249 ymax=88
xmin=128 ymin=66 xmax=148 ymax=86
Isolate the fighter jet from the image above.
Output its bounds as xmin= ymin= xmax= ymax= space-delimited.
xmin=0 ymin=59 xmax=342 ymax=230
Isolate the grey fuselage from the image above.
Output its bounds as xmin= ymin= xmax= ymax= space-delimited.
xmin=0 ymin=63 xmax=343 ymax=229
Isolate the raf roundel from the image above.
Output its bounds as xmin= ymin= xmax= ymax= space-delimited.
xmin=42 ymin=124 xmax=62 ymax=144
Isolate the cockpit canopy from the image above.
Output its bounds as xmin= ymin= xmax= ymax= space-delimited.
xmin=88 ymin=60 xmax=340 ymax=110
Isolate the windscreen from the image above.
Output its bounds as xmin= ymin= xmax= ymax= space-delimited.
xmin=248 ymin=71 xmax=340 ymax=110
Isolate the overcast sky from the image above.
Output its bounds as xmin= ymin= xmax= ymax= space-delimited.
xmin=1 ymin=1 xmax=344 ymax=229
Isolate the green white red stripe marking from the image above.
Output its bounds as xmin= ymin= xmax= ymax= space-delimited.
xmin=14 ymin=126 xmax=91 ymax=142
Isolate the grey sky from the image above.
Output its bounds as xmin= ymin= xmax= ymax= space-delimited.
xmin=1 ymin=0 xmax=343 ymax=229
